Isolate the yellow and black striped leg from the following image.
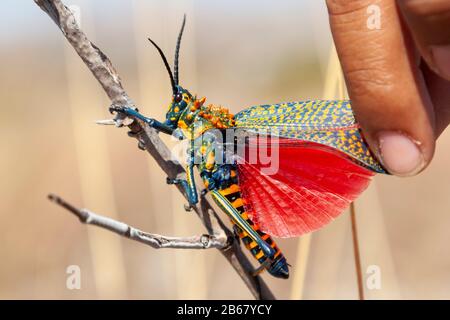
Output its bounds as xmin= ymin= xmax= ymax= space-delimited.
xmin=211 ymin=190 xmax=276 ymax=260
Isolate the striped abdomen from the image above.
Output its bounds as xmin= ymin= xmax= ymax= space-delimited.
xmin=219 ymin=183 xmax=289 ymax=279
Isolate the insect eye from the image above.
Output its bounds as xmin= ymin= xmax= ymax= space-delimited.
xmin=174 ymin=93 xmax=183 ymax=103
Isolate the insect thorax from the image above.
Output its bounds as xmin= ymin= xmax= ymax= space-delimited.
xmin=196 ymin=104 xmax=236 ymax=129
xmin=177 ymin=98 xmax=236 ymax=135
xmin=178 ymin=99 xmax=238 ymax=190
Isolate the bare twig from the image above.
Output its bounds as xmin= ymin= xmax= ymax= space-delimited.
xmin=35 ymin=0 xmax=275 ymax=300
xmin=48 ymin=194 xmax=227 ymax=249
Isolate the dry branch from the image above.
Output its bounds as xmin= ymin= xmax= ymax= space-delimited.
xmin=48 ymin=194 xmax=227 ymax=250
xmin=35 ymin=0 xmax=275 ymax=300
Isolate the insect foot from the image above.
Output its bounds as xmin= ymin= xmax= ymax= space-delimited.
xmin=109 ymin=105 xmax=124 ymax=114
xmin=109 ymin=105 xmax=137 ymax=115
xmin=166 ymin=177 xmax=179 ymax=185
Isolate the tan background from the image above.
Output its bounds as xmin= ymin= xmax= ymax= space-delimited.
xmin=1 ymin=0 xmax=449 ymax=299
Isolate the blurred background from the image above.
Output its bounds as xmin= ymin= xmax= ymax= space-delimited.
xmin=1 ymin=0 xmax=450 ymax=299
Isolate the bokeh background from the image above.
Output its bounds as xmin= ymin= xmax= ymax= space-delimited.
xmin=1 ymin=0 xmax=450 ymax=299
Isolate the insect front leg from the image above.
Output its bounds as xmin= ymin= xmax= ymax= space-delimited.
xmin=167 ymin=163 xmax=199 ymax=211
xmin=109 ymin=106 xmax=174 ymax=135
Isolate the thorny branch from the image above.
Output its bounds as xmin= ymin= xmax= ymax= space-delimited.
xmin=35 ymin=0 xmax=275 ymax=300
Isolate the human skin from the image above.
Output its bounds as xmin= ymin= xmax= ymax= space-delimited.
xmin=326 ymin=0 xmax=450 ymax=176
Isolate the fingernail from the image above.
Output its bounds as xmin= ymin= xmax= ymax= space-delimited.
xmin=431 ymin=45 xmax=450 ymax=80
xmin=378 ymin=131 xmax=424 ymax=176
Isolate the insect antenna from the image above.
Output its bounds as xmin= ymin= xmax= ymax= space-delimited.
xmin=174 ymin=14 xmax=186 ymax=86
xmin=147 ymin=37 xmax=177 ymax=94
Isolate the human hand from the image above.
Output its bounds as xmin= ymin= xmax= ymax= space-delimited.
xmin=326 ymin=0 xmax=450 ymax=176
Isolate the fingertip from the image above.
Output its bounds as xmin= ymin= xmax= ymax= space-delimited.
xmin=376 ymin=131 xmax=427 ymax=176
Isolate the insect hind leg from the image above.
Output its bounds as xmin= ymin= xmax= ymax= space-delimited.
xmin=210 ymin=190 xmax=275 ymax=259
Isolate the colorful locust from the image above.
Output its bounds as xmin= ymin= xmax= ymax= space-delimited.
xmin=111 ymin=17 xmax=387 ymax=279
